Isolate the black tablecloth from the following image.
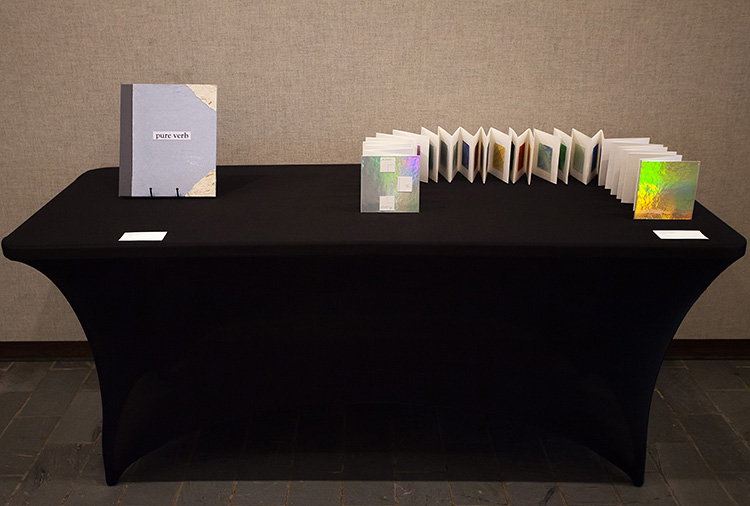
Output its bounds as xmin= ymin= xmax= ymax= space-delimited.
xmin=4 ymin=165 xmax=743 ymax=261
xmin=3 ymin=165 xmax=746 ymax=486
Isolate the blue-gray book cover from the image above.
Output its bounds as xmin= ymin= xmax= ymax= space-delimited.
xmin=120 ymin=84 xmax=217 ymax=197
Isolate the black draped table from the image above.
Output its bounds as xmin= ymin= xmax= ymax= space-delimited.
xmin=2 ymin=165 xmax=746 ymax=486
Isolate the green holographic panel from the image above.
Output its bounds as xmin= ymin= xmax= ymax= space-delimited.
xmin=572 ymin=143 xmax=584 ymax=174
xmin=634 ymin=161 xmax=700 ymax=220
xmin=360 ymin=156 xmax=421 ymax=213
xmin=558 ymin=143 xmax=567 ymax=172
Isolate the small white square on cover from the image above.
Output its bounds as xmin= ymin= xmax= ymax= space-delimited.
xmin=397 ymin=176 xmax=413 ymax=193
xmin=380 ymin=157 xmax=396 ymax=173
xmin=379 ymin=195 xmax=395 ymax=211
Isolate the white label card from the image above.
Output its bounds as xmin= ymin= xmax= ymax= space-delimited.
xmin=119 ymin=231 xmax=168 ymax=242
xmin=380 ymin=157 xmax=396 ymax=173
xmin=653 ymin=230 xmax=708 ymax=240
xmin=379 ymin=196 xmax=395 ymax=211
xmin=152 ymin=131 xmax=191 ymax=140
xmin=397 ymin=176 xmax=413 ymax=193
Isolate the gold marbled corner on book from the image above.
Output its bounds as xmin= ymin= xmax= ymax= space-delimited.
xmin=186 ymin=170 xmax=216 ymax=197
xmin=186 ymin=84 xmax=217 ymax=111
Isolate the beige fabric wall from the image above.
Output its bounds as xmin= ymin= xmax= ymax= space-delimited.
xmin=1 ymin=0 xmax=748 ymax=342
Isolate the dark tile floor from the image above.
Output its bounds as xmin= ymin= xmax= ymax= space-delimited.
xmin=0 ymin=359 xmax=749 ymax=506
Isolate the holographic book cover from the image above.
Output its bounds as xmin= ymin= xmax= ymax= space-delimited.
xmin=634 ymin=161 xmax=700 ymax=220
xmin=361 ymin=156 xmax=420 ymax=213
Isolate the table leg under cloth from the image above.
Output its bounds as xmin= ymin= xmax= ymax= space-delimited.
xmin=26 ymin=254 xmax=734 ymax=486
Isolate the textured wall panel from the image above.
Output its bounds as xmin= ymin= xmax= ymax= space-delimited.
xmin=1 ymin=0 xmax=748 ymax=340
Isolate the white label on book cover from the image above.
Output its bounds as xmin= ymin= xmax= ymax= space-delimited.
xmin=119 ymin=231 xmax=168 ymax=242
xmin=653 ymin=230 xmax=708 ymax=240
xmin=152 ymin=131 xmax=192 ymax=140
xmin=379 ymin=196 xmax=395 ymax=211
xmin=397 ymin=176 xmax=413 ymax=193
xmin=380 ymin=157 xmax=396 ymax=173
